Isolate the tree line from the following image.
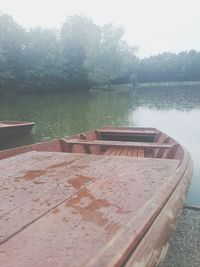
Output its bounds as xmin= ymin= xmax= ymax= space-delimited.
xmin=0 ymin=13 xmax=200 ymax=95
xmin=134 ymin=51 xmax=200 ymax=83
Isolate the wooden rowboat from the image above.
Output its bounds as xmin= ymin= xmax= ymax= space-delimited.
xmin=0 ymin=127 xmax=192 ymax=267
xmin=0 ymin=120 xmax=35 ymax=140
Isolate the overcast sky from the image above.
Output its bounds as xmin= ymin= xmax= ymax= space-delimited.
xmin=0 ymin=0 xmax=199 ymax=57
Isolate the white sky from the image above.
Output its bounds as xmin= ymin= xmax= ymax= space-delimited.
xmin=0 ymin=0 xmax=200 ymax=57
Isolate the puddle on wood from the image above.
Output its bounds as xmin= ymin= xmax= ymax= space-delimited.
xmin=65 ymin=188 xmax=123 ymax=233
xmin=22 ymin=170 xmax=47 ymax=180
xmin=52 ymin=208 xmax=60 ymax=214
xmin=68 ymin=175 xmax=94 ymax=190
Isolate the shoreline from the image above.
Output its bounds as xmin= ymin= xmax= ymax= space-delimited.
xmin=162 ymin=207 xmax=200 ymax=267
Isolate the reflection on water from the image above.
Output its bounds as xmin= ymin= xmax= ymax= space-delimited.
xmin=0 ymin=84 xmax=200 ymax=205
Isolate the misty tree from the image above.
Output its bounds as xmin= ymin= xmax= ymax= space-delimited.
xmin=134 ymin=51 xmax=200 ymax=83
xmin=0 ymin=14 xmax=27 ymax=93
xmin=60 ymin=16 xmax=101 ymax=89
xmin=85 ymin=24 xmax=136 ymax=85
xmin=25 ymin=27 xmax=61 ymax=91
xmin=1 ymin=13 xmax=200 ymax=95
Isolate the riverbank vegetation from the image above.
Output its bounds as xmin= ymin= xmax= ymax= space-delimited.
xmin=0 ymin=13 xmax=200 ymax=95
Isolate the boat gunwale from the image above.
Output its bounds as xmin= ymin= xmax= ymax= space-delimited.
xmin=124 ymin=151 xmax=193 ymax=267
xmin=0 ymin=126 xmax=193 ymax=267
xmin=82 ymin=145 xmax=192 ymax=267
xmin=0 ymin=126 xmax=180 ymax=160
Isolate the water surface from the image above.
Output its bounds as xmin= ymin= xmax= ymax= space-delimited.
xmin=0 ymin=85 xmax=200 ymax=205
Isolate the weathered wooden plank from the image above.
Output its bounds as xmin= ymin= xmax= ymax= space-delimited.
xmin=111 ymin=148 xmax=117 ymax=156
xmin=104 ymin=147 xmax=133 ymax=157
xmin=109 ymin=148 xmax=137 ymax=157
xmin=0 ymin=152 xmax=125 ymax=244
xmin=0 ymin=139 xmax=63 ymax=160
xmin=104 ymin=147 xmax=114 ymax=155
xmin=131 ymin=148 xmax=138 ymax=157
xmin=124 ymin=157 xmax=192 ymax=267
xmin=104 ymin=147 xmax=137 ymax=157
xmin=127 ymin=148 xmax=133 ymax=157
xmin=138 ymin=148 xmax=145 ymax=157
xmin=115 ymin=147 xmax=122 ymax=156
xmin=0 ymin=157 xmax=179 ymax=267
xmin=120 ymin=147 xmax=129 ymax=156
xmin=65 ymin=139 xmax=172 ymax=149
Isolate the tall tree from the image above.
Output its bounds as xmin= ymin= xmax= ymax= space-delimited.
xmin=60 ymin=16 xmax=100 ymax=89
xmin=85 ymin=24 xmax=136 ymax=85
xmin=25 ymin=27 xmax=61 ymax=91
xmin=0 ymin=14 xmax=27 ymax=93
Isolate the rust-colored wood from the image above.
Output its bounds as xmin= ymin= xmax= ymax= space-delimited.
xmin=60 ymin=138 xmax=72 ymax=152
xmin=121 ymin=147 xmax=129 ymax=156
xmin=132 ymin=148 xmax=138 ymax=157
xmin=124 ymin=155 xmax=193 ymax=267
xmin=0 ymin=152 xmax=124 ymax=245
xmin=115 ymin=147 xmax=122 ymax=156
xmin=0 ymin=126 xmax=193 ymax=267
xmin=79 ymin=133 xmax=87 ymax=140
xmin=0 ymin=154 xmax=180 ymax=267
xmin=83 ymin=154 xmax=191 ymax=267
xmin=0 ymin=126 xmax=177 ymax=160
xmin=138 ymin=148 xmax=144 ymax=157
xmin=0 ymin=139 xmax=63 ymax=160
xmin=94 ymin=130 xmax=102 ymax=140
xmin=104 ymin=147 xmax=144 ymax=158
xmin=104 ymin=147 xmax=114 ymax=155
xmin=65 ymin=139 xmax=172 ymax=149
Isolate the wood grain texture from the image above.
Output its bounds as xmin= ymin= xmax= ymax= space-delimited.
xmin=66 ymin=139 xmax=172 ymax=149
xmin=0 ymin=151 xmax=180 ymax=267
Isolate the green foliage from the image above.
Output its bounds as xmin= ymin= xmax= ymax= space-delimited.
xmin=0 ymin=14 xmax=27 ymax=94
xmin=85 ymin=24 xmax=137 ymax=85
xmin=24 ymin=27 xmax=61 ymax=91
xmin=135 ymin=51 xmax=200 ymax=83
xmin=0 ymin=13 xmax=137 ymax=94
xmin=0 ymin=13 xmax=200 ymax=95
xmin=60 ymin=16 xmax=98 ymax=89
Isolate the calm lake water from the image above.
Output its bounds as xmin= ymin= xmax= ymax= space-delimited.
xmin=0 ymin=84 xmax=200 ymax=205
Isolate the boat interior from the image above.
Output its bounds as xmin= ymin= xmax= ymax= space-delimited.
xmin=0 ymin=127 xmax=184 ymax=162
xmin=0 ymin=126 xmax=190 ymax=267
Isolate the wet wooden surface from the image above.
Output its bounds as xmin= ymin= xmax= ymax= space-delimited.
xmin=104 ymin=147 xmax=144 ymax=157
xmin=65 ymin=139 xmax=172 ymax=149
xmin=0 ymin=151 xmax=179 ymax=267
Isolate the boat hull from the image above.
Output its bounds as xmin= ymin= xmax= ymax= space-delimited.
xmin=0 ymin=127 xmax=193 ymax=267
xmin=0 ymin=121 xmax=35 ymax=140
xmin=124 ymin=155 xmax=193 ymax=267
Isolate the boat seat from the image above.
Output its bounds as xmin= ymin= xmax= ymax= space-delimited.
xmin=63 ymin=139 xmax=171 ymax=157
xmin=65 ymin=139 xmax=171 ymax=149
xmin=104 ymin=147 xmax=144 ymax=157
